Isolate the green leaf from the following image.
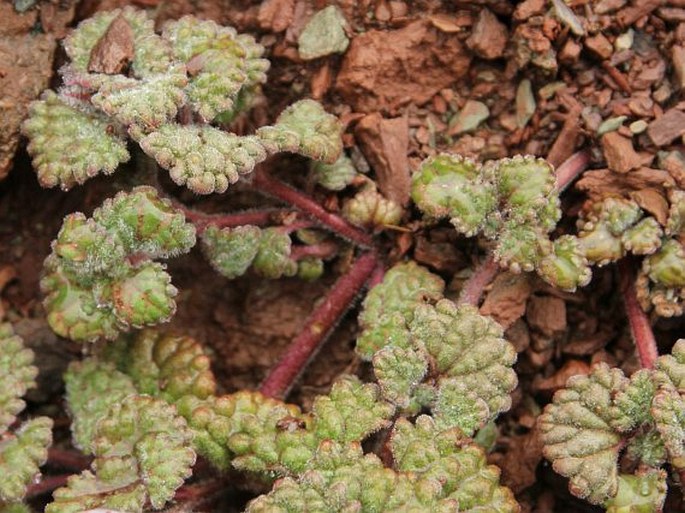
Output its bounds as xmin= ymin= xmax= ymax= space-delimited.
xmin=491 ymin=155 xmax=559 ymax=227
xmin=63 ymin=7 xmax=173 ymax=78
xmin=373 ymin=346 xmax=428 ymax=408
xmin=410 ymin=299 xmax=518 ymax=424
xmin=52 ymin=214 xmax=126 ymax=280
xmin=48 ymin=395 xmax=195 ymax=513
xmin=41 ymin=255 xmax=120 ymax=342
xmin=0 ymin=417 xmax=53 ymax=503
xmin=257 ymin=100 xmax=343 ymax=164
xmin=112 ymin=329 xmax=217 ymax=403
xmin=610 ymin=370 xmax=657 ymax=433
xmin=0 ymin=324 xmax=38 ymax=433
xmin=495 ymin=221 xmax=552 ymax=273
xmin=92 ymin=186 xmax=196 ymax=259
xmin=311 ymin=154 xmax=357 ymax=191
xmin=621 ymin=217 xmax=663 ymax=256
xmin=357 ymin=262 xmax=444 ymax=360
xmin=163 ymin=16 xmax=269 ymax=121
xmin=176 ymin=392 xmax=314 ymax=474
xmin=140 ymin=124 xmax=267 ymax=194
xmin=342 ymin=187 xmax=403 ymax=229
xmin=604 ymin=470 xmax=667 ymax=513
xmin=411 ymin=154 xmax=496 ymax=236
xmin=252 ymin=228 xmax=298 ymax=279
xmin=432 ymin=379 xmax=490 ymax=436
xmin=537 ymin=235 xmax=592 ymax=292
xmin=311 ymin=376 xmax=395 ymax=443
xmin=22 ymin=91 xmax=129 ymax=190
xmin=110 ymin=261 xmax=178 ymax=328
xmin=64 ymin=358 xmax=137 ymax=453
xmin=651 ymin=388 xmax=685 ymax=470
xmin=201 ymin=225 xmax=262 ymax=279
xmin=539 ymin=363 xmax=627 ymax=504
xmin=92 ymin=68 xmax=187 ymax=136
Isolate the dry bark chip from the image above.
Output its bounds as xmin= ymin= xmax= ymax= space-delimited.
xmin=601 ymin=131 xmax=642 ymax=173
xmin=88 ymin=14 xmax=135 ymax=74
xmin=658 ymin=150 xmax=685 ymax=188
xmin=576 ymin=168 xmax=675 ymax=199
xmin=354 ymin=113 xmax=410 ymax=205
xmin=584 ymin=33 xmax=613 ymax=60
xmin=647 ymin=108 xmax=685 ymax=146
xmin=480 ymin=272 xmax=533 ymax=329
xmin=335 ymin=20 xmax=471 ymax=113
xmin=526 ymin=295 xmax=567 ymax=338
xmin=672 ymin=45 xmax=685 ymax=91
xmin=466 ymin=8 xmax=508 ymax=60
xmin=630 ymin=188 xmax=670 ymax=226
xmin=258 ymin=0 xmax=295 ymax=33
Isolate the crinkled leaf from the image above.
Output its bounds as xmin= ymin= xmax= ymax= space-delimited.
xmin=22 ymin=91 xmax=129 ymax=190
xmin=357 ymin=262 xmax=444 ymax=360
xmin=495 ymin=221 xmax=551 ymax=273
xmin=610 ymin=370 xmax=657 ymax=433
xmin=201 ymin=225 xmax=262 ymax=279
xmin=373 ymin=346 xmax=428 ymax=408
xmin=41 ymin=255 xmax=120 ymax=342
xmin=604 ymin=470 xmax=667 ymax=513
xmin=311 ymin=154 xmax=357 ymax=191
xmin=0 ymin=324 xmax=37 ymax=433
xmin=0 ymin=417 xmax=53 ymax=502
xmin=252 ymin=228 xmax=297 ymax=279
xmin=52 ymin=214 xmax=125 ymax=280
xmin=537 ymin=235 xmax=592 ymax=292
xmin=411 ymin=154 xmax=496 ymax=236
xmin=63 ymin=7 xmax=173 ymax=78
xmin=64 ymin=358 xmax=137 ymax=453
xmin=651 ymin=388 xmax=685 ymax=470
xmin=48 ymin=395 xmax=194 ymax=513
xmin=176 ymin=392 xmax=314 ymax=474
xmin=410 ymin=299 xmax=517 ymax=422
xmin=342 ymin=187 xmax=402 ymax=228
xmin=257 ymin=100 xmax=343 ymax=164
xmin=621 ymin=217 xmax=663 ymax=256
xmin=112 ymin=329 xmax=217 ymax=403
xmin=110 ymin=261 xmax=178 ymax=328
xmin=311 ymin=376 xmax=395 ymax=443
xmin=92 ymin=68 xmax=187 ymax=135
xmin=163 ymin=16 xmax=268 ymax=120
xmin=92 ymin=186 xmax=196 ymax=259
xmin=539 ymin=364 xmax=627 ymax=504
xmin=140 ymin=124 xmax=267 ymax=194
xmin=433 ymin=379 xmax=490 ymax=436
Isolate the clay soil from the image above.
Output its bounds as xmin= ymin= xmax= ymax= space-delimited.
xmin=2 ymin=0 xmax=685 ymax=512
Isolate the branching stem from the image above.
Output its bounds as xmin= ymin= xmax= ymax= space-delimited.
xmin=177 ymin=205 xmax=286 ymax=234
xmin=619 ymin=259 xmax=659 ymax=369
xmin=290 ymin=241 xmax=339 ymax=261
xmin=252 ymin=167 xmax=373 ymax=247
xmin=458 ymin=152 xmax=591 ymax=307
xmin=260 ymin=251 xmax=379 ymax=399
xmin=26 ymin=474 xmax=70 ymax=498
xmin=457 ymin=254 xmax=499 ymax=307
xmin=555 ymin=150 xmax=591 ymax=192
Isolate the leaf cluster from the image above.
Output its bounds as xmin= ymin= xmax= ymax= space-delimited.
xmin=22 ymin=9 xmax=342 ymax=194
xmin=539 ymin=340 xmax=685 ymax=510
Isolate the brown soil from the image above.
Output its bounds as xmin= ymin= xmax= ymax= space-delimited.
xmin=2 ymin=0 xmax=685 ymax=512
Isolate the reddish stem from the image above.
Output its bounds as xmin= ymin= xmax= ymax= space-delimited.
xmin=252 ymin=168 xmax=373 ymax=247
xmin=290 ymin=241 xmax=339 ymax=261
xmin=25 ymin=474 xmax=70 ymax=498
xmin=457 ymin=254 xmax=500 ymax=307
xmin=178 ymin=205 xmax=283 ymax=235
xmin=260 ymin=251 xmax=379 ymax=399
xmin=618 ymin=259 xmax=659 ymax=369
xmin=47 ymin=447 xmax=92 ymax=470
xmin=555 ymin=150 xmax=591 ymax=191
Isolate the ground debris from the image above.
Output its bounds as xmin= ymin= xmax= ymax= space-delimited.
xmin=466 ymin=8 xmax=508 ymax=60
xmin=647 ymin=108 xmax=685 ymax=146
xmin=336 ymin=19 xmax=471 ymax=113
